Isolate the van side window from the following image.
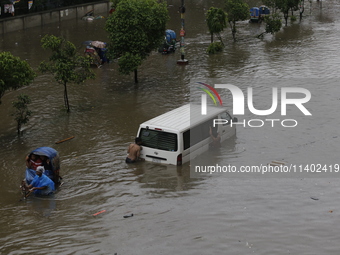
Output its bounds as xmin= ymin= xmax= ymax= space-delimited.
xmin=184 ymin=116 xmax=217 ymax=149
xmin=183 ymin=130 xmax=190 ymax=150
xmin=220 ymin=112 xmax=232 ymax=125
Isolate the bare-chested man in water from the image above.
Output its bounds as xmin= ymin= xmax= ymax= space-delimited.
xmin=126 ymin=137 xmax=144 ymax=163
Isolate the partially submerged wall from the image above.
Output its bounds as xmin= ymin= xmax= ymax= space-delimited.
xmin=0 ymin=1 xmax=110 ymax=35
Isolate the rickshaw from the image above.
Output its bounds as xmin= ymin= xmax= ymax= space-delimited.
xmin=83 ymin=40 xmax=109 ymax=68
xmin=249 ymin=5 xmax=270 ymax=23
xmin=158 ymin=29 xmax=177 ymax=54
xmin=84 ymin=45 xmax=102 ymax=67
xmin=23 ymin=147 xmax=61 ymax=186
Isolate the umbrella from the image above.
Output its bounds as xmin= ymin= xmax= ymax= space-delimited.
xmin=91 ymin=41 xmax=106 ymax=48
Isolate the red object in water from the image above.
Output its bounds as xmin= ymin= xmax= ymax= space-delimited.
xmin=93 ymin=210 xmax=106 ymax=216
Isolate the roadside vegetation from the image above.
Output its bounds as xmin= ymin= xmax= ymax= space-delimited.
xmin=206 ymin=7 xmax=227 ymax=54
xmin=11 ymin=94 xmax=32 ymax=135
xmin=105 ymin=0 xmax=169 ymax=83
xmin=263 ymin=0 xmax=300 ymax=26
xmin=0 ymin=0 xmax=316 ymax=134
xmin=0 ymin=52 xmax=36 ymax=104
xmin=205 ymin=0 xmax=305 ymax=53
xmin=39 ymin=35 xmax=96 ymax=113
xmin=257 ymin=13 xmax=282 ymax=38
xmin=225 ymin=0 xmax=250 ymax=41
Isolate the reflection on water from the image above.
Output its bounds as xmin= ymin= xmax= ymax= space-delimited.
xmin=1 ymin=1 xmax=340 ymax=254
xmin=24 ymin=196 xmax=57 ymax=217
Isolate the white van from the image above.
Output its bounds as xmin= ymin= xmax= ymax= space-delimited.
xmin=136 ymin=103 xmax=237 ymax=165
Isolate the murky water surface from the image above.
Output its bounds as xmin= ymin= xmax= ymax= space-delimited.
xmin=1 ymin=1 xmax=340 ymax=254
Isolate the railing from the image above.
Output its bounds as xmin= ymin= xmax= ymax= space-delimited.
xmin=0 ymin=0 xmax=110 ymax=34
xmin=0 ymin=0 xmax=110 ymax=19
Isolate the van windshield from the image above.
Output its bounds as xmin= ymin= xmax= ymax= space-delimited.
xmin=139 ymin=128 xmax=178 ymax=151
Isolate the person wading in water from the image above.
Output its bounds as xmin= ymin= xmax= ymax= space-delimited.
xmin=126 ymin=137 xmax=144 ymax=163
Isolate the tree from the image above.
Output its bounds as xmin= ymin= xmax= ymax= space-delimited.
xmin=225 ymin=0 xmax=249 ymax=41
xmin=206 ymin=7 xmax=227 ymax=44
xmin=11 ymin=94 xmax=32 ymax=135
xmin=263 ymin=0 xmax=278 ymax=12
xmin=299 ymin=0 xmax=305 ymax=20
xmin=39 ymin=35 xmax=95 ymax=113
xmin=257 ymin=13 xmax=282 ymax=38
xmin=0 ymin=52 xmax=36 ymax=104
xmin=275 ymin=0 xmax=300 ymax=26
xmin=206 ymin=42 xmax=224 ymax=54
xmin=105 ymin=0 xmax=169 ymax=83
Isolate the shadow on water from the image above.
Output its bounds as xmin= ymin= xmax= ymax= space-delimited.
xmin=129 ymin=162 xmax=197 ymax=194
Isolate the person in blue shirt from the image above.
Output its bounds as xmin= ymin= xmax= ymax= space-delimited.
xmin=26 ymin=166 xmax=55 ymax=196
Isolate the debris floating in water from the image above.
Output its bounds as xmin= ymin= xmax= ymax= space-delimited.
xmin=55 ymin=136 xmax=75 ymax=144
xmin=93 ymin=210 xmax=106 ymax=216
xmin=123 ymin=213 xmax=134 ymax=218
xmin=269 ymin=160 xmax=286 ymax=166
xmin=310 ymin=197 xmax=319 ymax=200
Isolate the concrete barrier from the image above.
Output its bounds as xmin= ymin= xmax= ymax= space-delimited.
xmin=0 ymin=1 xmax=110 ymax=35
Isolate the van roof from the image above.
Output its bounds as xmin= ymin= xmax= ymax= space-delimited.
xmin=140 ymin=103 xmax=231 ymax=132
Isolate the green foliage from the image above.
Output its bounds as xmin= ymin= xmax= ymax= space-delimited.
xmin=207 ymin=42 xmax=224 ymax=54
xmin=275 ymin=0 xmax=300 ymax=12
xmin=105 ymin=0 xmax=169 ymax=83
xmin=39 ymin=35 xmax=95 ymax=112
xmin=0 ymin=52 xmax=36 ymax=104
xmin=206 ymin=7 xmax=227 ymax=43
xmin=265 ymin=14 xmax=282 ymax=34
xmin=118 ymin=53 xmax=142 ymax=75
xmin=225 ymin=0 xmax=249 ymax=41
xmin=291 ymin=15 xmax=297 ymax=22
xmin=257 ymin=14 xmax=282 ymax=38
xmin=225 ymin=0 xmax=249 ymax=22
xmin=274 ymin=0 xmax=300 ymax=25
xmin=11 ymin=94 xmax=32 ymax=135
xmin=263 ymin=0 xmax=277 ymax=9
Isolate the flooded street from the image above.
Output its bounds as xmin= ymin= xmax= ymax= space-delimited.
xmin=1 ymin=0 xmax=340 ymax=254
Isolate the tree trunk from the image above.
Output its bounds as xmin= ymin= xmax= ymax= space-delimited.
xmin=228 ymin=21 xmax=233 ymax=40
xmin=284 ymin=12 xmax=288 ymax=26
xmin=216 ymin=33 xmax=224 ymax=46
xmin=134 ymin=69 xmax=138 ymax=83
xmin=257 ymin=32 xmax=265 ymax=38
xmin=64 ymin=82 xmax=70 ymax=113
xmin=211 ymin=32 xmax=214 ymax=43
xmin=17 ymin=122 xmax=21 ymax=135
xmin=300 ymin=0 xmax=304 ymax=20
xmin=232 ymin=21 xmax=236 ymax=41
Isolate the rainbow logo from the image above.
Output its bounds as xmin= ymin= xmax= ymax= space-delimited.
xmin=197 ymin=82 xmax=223 ymax=106
xmin=197 ymin=82 xmax=223 ymax=115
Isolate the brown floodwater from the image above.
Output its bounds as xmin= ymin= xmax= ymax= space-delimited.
xmin=1 ymin=0 xmax=340 ymax=254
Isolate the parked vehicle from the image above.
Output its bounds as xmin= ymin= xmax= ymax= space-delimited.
xmin=250 ymin=7 xmax=260 ymax=22
xmin=259 ymin=5 xmax=270 ymax=18
xmin=136 ymin=103 xmax=237 ymax=165
xmin=250 ymin=5 xmax=270 ymax=23
xmin=158 ymin=29 xmax=177 ymax=54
